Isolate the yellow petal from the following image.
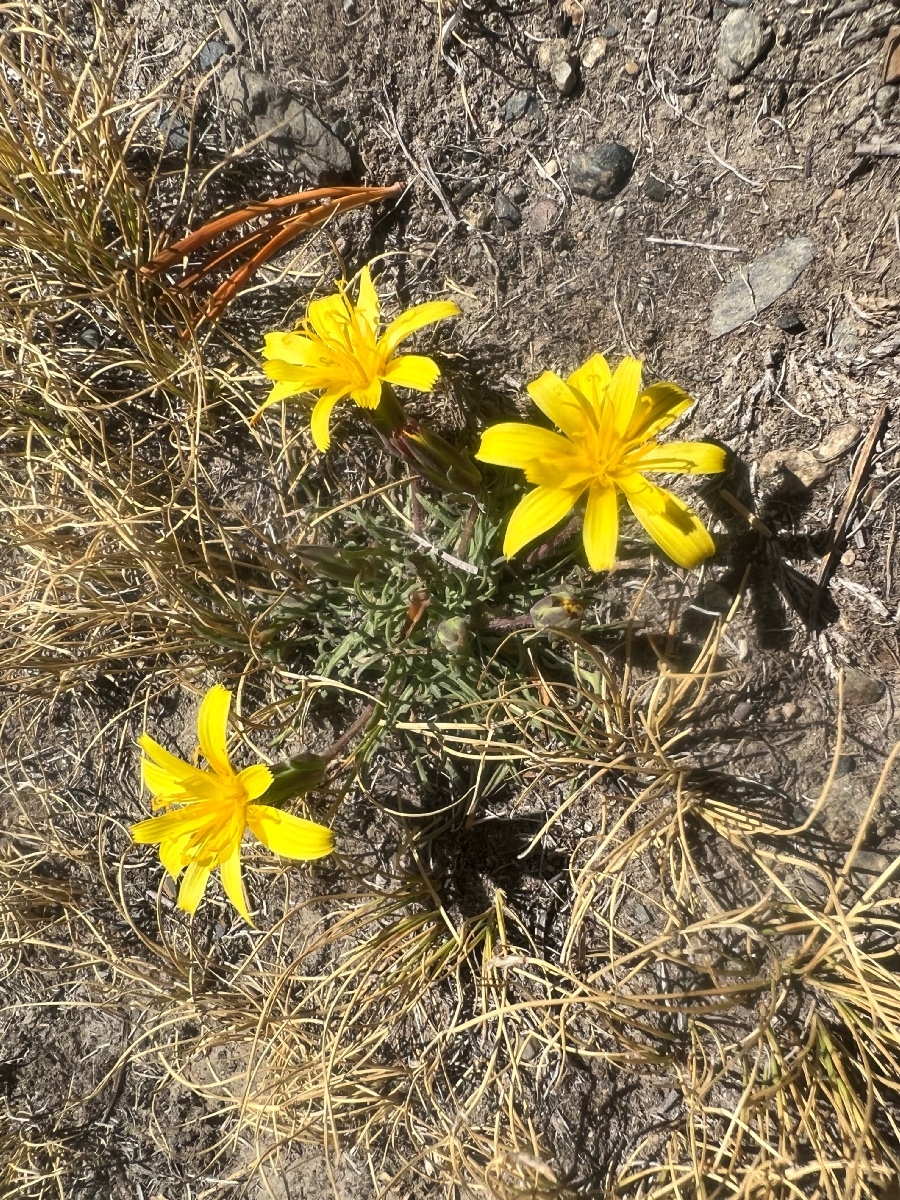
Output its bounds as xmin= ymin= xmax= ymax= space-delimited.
xmin=351 ymin=377 xmax=383 ymax=410
xmin=238 ymin=763 xmax=274 ymax=802
xmin=618 ymin=473 xmax=716 ymax=568
xmin=306 ymin=292 xmax=352 ymax=341
xmin=382 ymin=354 xmax=441 ymax=392
xmin=567 ymin=353 xmax=612 ymax=410
xmin=138 ymin=736 xmax=220 ymax=803
xmin=607 ymin=356 xmax=643 ymax=436
xmin=379 ymin=299 xmax=460 ymax=358
xmin=159 ymin=836 xmax=189 ymax=878
xmin=250 ymin=380 xmax=309 ymax=426
xmin=502 ymin=484 xmax=584 ymax=559
xmin=197 ymin=685 xmax=234 ymax=777
xmin=582 ymin=483 xmax=619 ymax=572
xmin=475 ymin=422 xmax=575 ymax=470
xmin=627 ymin=441 xmax=727 ymax=475
xmin=526 ymin=371 xmax=591 ymax=439
xmin=625 ymin=382 xmax=693 ymax=442
xmin=263 ymin=359 xmax=332 ymax=387
xmin=219 ymin=843 xmax=252 ymax=923
xmin=177 ymin=859 xmax=212 ymax=915
xmin=247 ymin=805 xmax=334 ymax=860
xmin=355 ymin=265 xmax=380 ymax=332
xmin=262 ymin=332 xmax=318 ymax=365
xmin=310 ymin=389 xmax=345 ymax=451
xmin=131 ymin=797 xmax=221 ymax=845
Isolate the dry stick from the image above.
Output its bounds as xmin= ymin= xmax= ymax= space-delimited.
xmin=810 ymin=400 xmax=890 ymax=622
xmin=854 ymin=142 xmax=900 ymax=157
xmin=719 ymin=487 xmax=773 ymax=538
xmin=324 ymin=703 xmax=376 ymax=762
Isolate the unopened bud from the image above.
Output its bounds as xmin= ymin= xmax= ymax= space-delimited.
xmin=434 ymin=615 xmax=472 ymax=656
xmin=261 ymin=752 xmax=328 ymax=807
xmin=394 ymin=424 xmax=483 ymax=496
xmin=294 ymin=543 xmax=380 ymax=584
xmin=529 ymin=589 xmax=583 ymax=632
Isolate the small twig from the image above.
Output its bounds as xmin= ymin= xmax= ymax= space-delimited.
xmin=854 ymin=141 xmax=900 ymax=157
xmin=719 ymin=488 xmax=773 ymax=538
xmin=325 ymin=703 xmax=376 ymax=761
xmin=647 ymin=237 xmax=743 ymax=253
xmin=810 ymin=400 xmax=890 ymax=619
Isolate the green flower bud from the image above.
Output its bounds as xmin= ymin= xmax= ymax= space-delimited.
xmin=294 ymin=544 xmax=380 ymax=584
xmin=394 ymin=424 xmax=483 ymax=496
xmin=529 ymin=589 xmax=583 ymax=632
xmin=434 ymin=615 xmax=472 ymax=656
xmin=261 ymin=752 xmax=328 ymax=807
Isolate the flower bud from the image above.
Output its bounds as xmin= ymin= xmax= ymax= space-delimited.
xmin=434 ymin=615 xmax=472 ymax=656
xmin=394 ymin=424 xmax=483 ymax=496
xmin=294 ymin=543 xmax=380 ymax=584
xmin=529 ymin=589 xmax=583 ymax=632
xmin=261 ymin=752 xmax=328 ymax=807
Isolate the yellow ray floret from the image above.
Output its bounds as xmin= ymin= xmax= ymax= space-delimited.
xmin=253 ymin=264 xmax=460 ymax=450
xmin=131 ymin=685 xmax=333 ymax=923
xmin=475 ymin=354 xmax=726 ymax=571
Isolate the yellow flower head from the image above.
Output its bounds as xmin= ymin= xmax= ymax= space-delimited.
xmin=476 ymin=354 xmax=726 ymax=571
xmin=131 ymin=685 xmax=333 ymax=923
xmin=254 ymin=265 xmax=460 ymax=450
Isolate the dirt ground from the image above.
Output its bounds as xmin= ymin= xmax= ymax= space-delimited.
xmin=3 ymin=0 xmax=900 ymax=1196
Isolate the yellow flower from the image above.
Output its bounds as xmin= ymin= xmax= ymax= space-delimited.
xmin=131 ymin=685 xmax=333 ymax=923
xmin=476 ymin=354 xmax=726 ymax=571
xmin=254 ymin=265 xmax=460 ymax=450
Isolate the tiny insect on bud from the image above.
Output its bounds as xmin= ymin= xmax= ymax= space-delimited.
xmin=394 ymin=424 xmax=484 ymax=496
xmin=529 ymin=590 xmax=584 ymax=632
xmin=434 ymin=615 xmax=472 ymax=656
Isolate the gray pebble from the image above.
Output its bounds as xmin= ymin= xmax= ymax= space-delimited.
xmin=874 ymin=84 xmax=898 ymax=118
xmin=716 ymin=9 xmax=774 ymax=82
xmin=841 ymin=667 xmax=885 ymax=708
xmin=494 ymin=190 xmax=522 ymax=230
xmin=197 ymin=39 xmax=229 ymax=71
xmin=643 ymin=174 xmax=670 ymax=202
xmin=504 ymin=90 xmax=534 ymax=123
xmin=551 ymin=59 xmax=578 ymax=95
xmin=710 ymin=236 xmax=815 ymax=337
xmin=569 ymin=142 xmax=634 ymax=201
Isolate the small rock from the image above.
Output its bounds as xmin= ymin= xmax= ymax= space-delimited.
xmin=494 ymin=190 xmax=521 ymax=230
xmin=463 ymin=202 xmax=492 ymax=231
xmin=526 ymin=199 xmax=558 ymax=234
xmin=723 ymin=0 xmax=753 ymax=7
xmin=716 ymin=10 xmax=774 ymax=83
xmin=504 ymin=89 xmax=534 ymax=122
xmin=842 ymin=667 xmax=885 ymax=708
xmin=776 ymin=308 xmax=805 ymax=334
xmin=197 ymin=38 xmax=229 ymax=71
xmin=611 ymin=204 xmax=626 ymax=221
xmin=643 ymin=174 xmax=670 ymax=201
xmin=710 ymin=236 xmax=815 ymax=338
xmin=561 ymin=0 xmax=586 ymax=23
xmin=157 ymin=108 xmax=189 ymax=151
xmin=727 ymin=82 xmax=747 ymax=101
xmin=569 ymin=142 xmax=635 ymax=201
xmin=733 ymin=699 xmax=753 ymax=722
xmin=551 ymin=59 xmax=578 ymax=94
xmin=831 ymin=316 xmax=861 ymax=358
xmin=759 ymin=446 xmax=832 ymax=492
xmin=840 ymin=548 xmax=856 ymax=567
xmin=623 ymin=59 xmax=641 ymax=76
xmin=536 ymin=38 xmax=570 ymax=71
xmin=781 ymin=701 xmax=800 ymax=720
xmin=815 ymin=422 xmax=861 ymax=462
xmin=582 ymin=37 xmax=608 ymax=68
xmin=542 ymin=157 xmax=560 ymax=178
xmin=220 ymin=66 xmax=351 ymax=182
xmin=874 ymin=84 xmax=898 ymax=118
xmin=601 ymin=24 xmax=619 ymax=39
xmin=644 ymin=7 xmax=659 ymax=28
